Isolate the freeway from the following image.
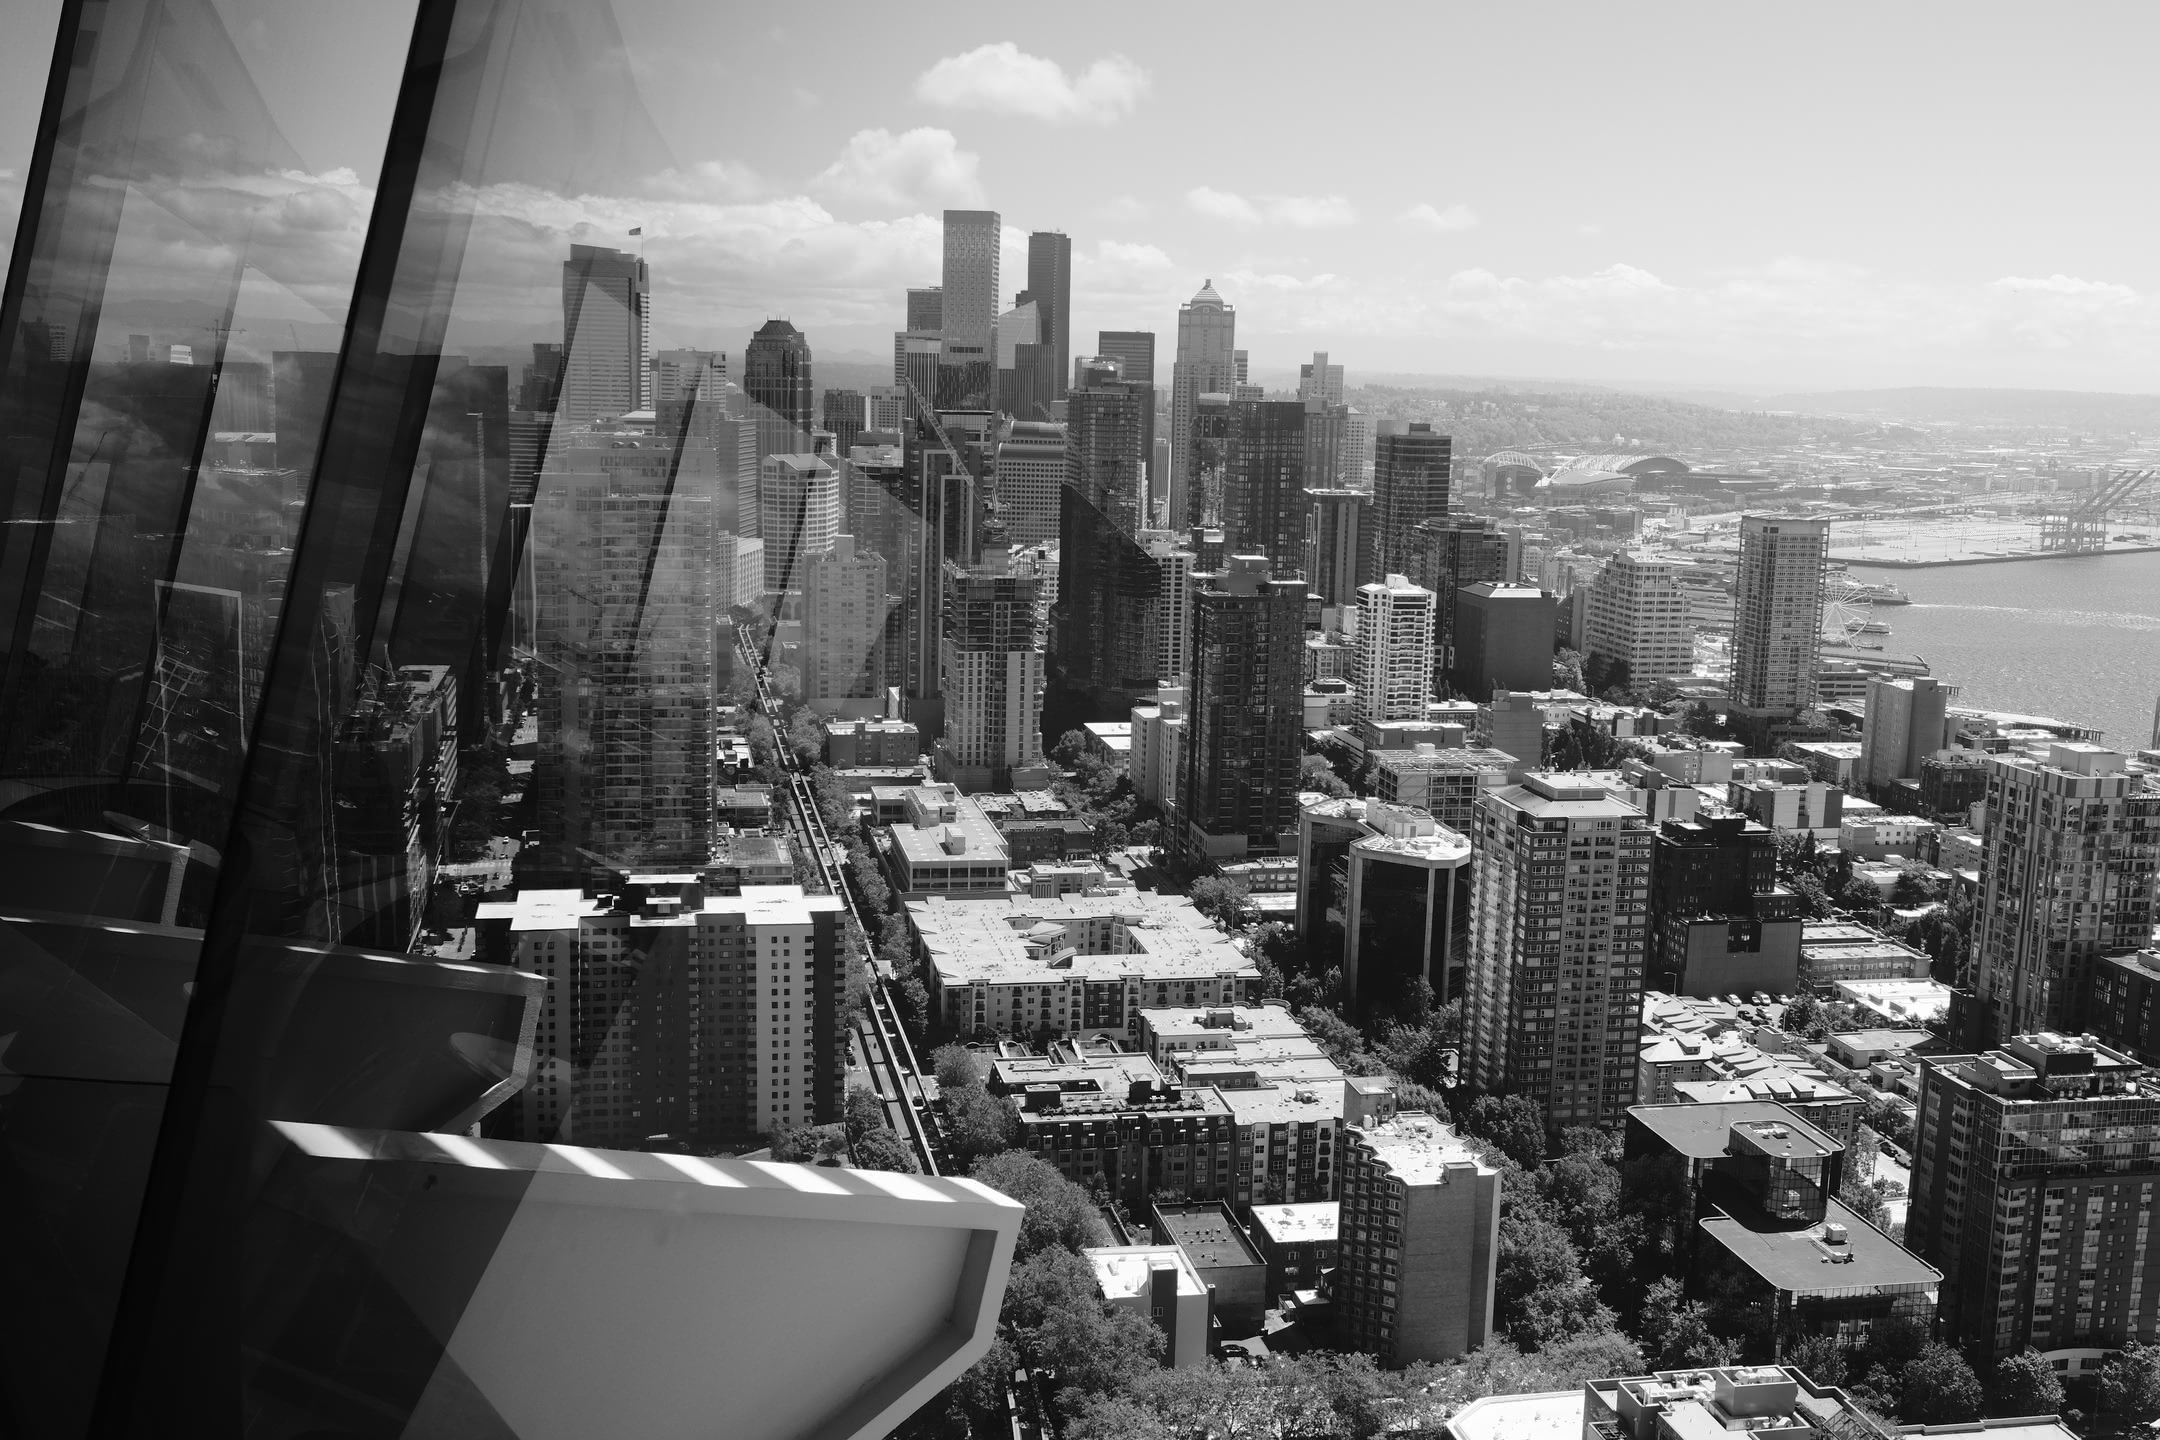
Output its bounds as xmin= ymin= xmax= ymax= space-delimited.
xmin=737 ymin=635 xmax=946 ymax=1175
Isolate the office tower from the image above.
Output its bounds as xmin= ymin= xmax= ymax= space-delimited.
xmin=1049 ymin=374 xmax=1159 ymax=725
xmin=716 ymin=533 xmax=765 ymax=610
xmin=1098 ymin=330 xmax=1159 ymax=499
xmin=1729 ymin=515 xmax=1828 ymax=719
xmin=652 ymin=348 xmax=724 ymax=422
xmin=990 ymin=417 xmax=1065 ymax=548
xmin=1341 ymin=407 xmax=1371 ymax=485
xmin=1027 ymin=231 xmax=1072 ymax=401
xmin=1152 ymin=437 xmax=1173 ymax=525
xmin=558 ymin=244 xmax=647 ymax=425
xmin=937 ymin=550 xmax=1049 ymax=791
xmin=1404 ymin=515 xmax=1515 ymax=696
xmin=1304 ymin=488 xmax=1373 ymax=607
xmin=1911 ymin=1033 xmax=2160 ymax=1369
xmin=938 ymin=208 xmax=1000 ymax=410
xmin=1858 ymin=675 xmax=1954 ymax=795
xmin=1371 ymin=422 xmax=1451 ymax=579
xmin=1074 ymin=354 xmax=1121 ymax=389
xmin=273 ymin=349 xmax=339 ymax=518
xmin=907 ymin=285 xmax=944 ymax=332
xmin=1336 ymin=1112 xmax=1499 ymax=1365
xmin=995 ymin=299 xmax=1052 ymax=421
xmin=1581 ymin=550 xmax=1694 ymax=686
xmin=1234 ymin=350 xmax=1249 ymax=385
xmin=801 ymin=536 xmax=889 ymax=714
xmin=519 ymin=340 xmax=563 ymax=411
xmin=1450 ymin=583 xmax=1555 ymax=699
xmin=819 ymin=388 xmax=865 ymax=457
xmin=1145 ymin=533 xmax=1196 ymax=683
xmin=1170 ymin=280 xmax=1237 ymax=528
xmin=895 ymin=329 xmax=941 ymax=415
xmin=1179 ymin=556 xmax=1307 ymax=862
xmin=1302 ymin=399 xmax=1349 ymax=490
xmin=866 ymin=385 xmax=905 ymax=433
xmin=506 ymin=882 xmax=848 ymax=1147
xmin=1223 ymin=399 xmax=1306 ymax=572
xmin=208 ymin=358 xmax=269 ymax=431
xmin=1972 ymin=744 xmax=2160 ymax=1039
xmin=1353 ymin=576 xmax=1436 ymax=726
xmin=1466 ymin=772 xmax=1654 ymax=1130
xmin=1297 ymin=351 xmax=1344 ymax=406
xmin=757 ymin=452 xmax=840 ymax=595
xmin=744 ymin=319 xmax=813 ymax=463
xmin=532 ymin=441 xmax=715 ymax=878
xmin=1648 ymin=816 xmax=1802 ymax=997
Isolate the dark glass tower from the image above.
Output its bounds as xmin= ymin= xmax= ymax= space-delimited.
xmin=744 ymin=318 xmax=813 ymax=463
xmin=1047 ymin=378 xmax=1159 ymax=730
xmin=1179 ymin=556 xmax=1307 ymax=863
xmin=1026 ymin=231 xmax=1072 ymax=401
xmin=1223 ymin=399 xmax=1306 ymax=575
xmin=1372 ymin=422 xmax=1452 ymax=580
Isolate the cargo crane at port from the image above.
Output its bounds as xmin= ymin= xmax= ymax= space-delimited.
xmin=2040 ymin=467 xmax=2157 ymax=554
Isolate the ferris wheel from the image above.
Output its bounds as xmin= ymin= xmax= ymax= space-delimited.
xmin=1821 ymin=572 xmax=1878 ymax=642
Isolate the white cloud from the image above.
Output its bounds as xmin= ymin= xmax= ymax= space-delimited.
xmin=1399 ymin=202 xmax=1478 ymax=232
xmin=642 ymin=160 xmax=764 ymax=203
xmin=1186 ymin=187 xmax=1260 ymax=224
xmin=1097 ymin=240 xmax=1172 ymax=271
xmin=1186 ymin=188 xmax=1354 ymax=227
xmin=811 ymin=127 xmax=984 ymax=212
xmin=1093 ymin=194 xmax=1150 ymax=223
xmin=914 ymin=42 xmax=1148 ymax=125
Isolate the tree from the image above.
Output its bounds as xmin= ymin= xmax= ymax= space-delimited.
xmin=932 ymin=1043 xmax=982 ymax=1092
xmin=784 ymin=708 xmax=826 ymax=768
xmin=1989 ymin=1347 xmax=2064 ymax=1419
xmin=2098 ymin=1342 xmax=2160 ymax=1430
xmin=1186 ymin=874 xmax=1256 ymax=929
xmin=1789 ymin=872 xmax=1836 ymax=920
xmin=843 ymin=1084 xmax=887 ymax=1147
xmin=1465 ymin=1093 xmax=1548 ymax=1169
xmin=968 ymin=1151 xmax=1111 ymax=1260
xmin=850 ymin=1129 xmax=919 ymax=1172
xmin=1300 ymin=752 xmax=1351 ymax=798
xmin=1636 ymin=1277 xmax=1738 ymax=1370
xmin=1300 ymin=1005 xmax=1380 ymax=1076
xmin=1783 ymin=1332 xmax=1850 ymax=1387
xmin=1901 ymin=1343 xmax=1985 ymax=1426
xmin=1051 ymin=728 xmax=1090 ymax=767
xmin=1839 ymin=875 xmax=1888 ymax=914
xmin=943 ymin=1086 xmax=1020 ymax=1165
xmin=1553 ymin=647 xmax=1587 ymax=693
xmin=1495 ymin=1206 xmax=1614 ymax=1349
xmin=1032 ymin=1292 xmax=1162 ymax=1399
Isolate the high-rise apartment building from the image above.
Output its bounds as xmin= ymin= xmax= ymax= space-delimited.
xmin=532 ymin=440 xmax=715 ymax=878
xmin=1336 ymin=1112 xmax=1500 ymax=1365
xmin=1450 ymin=583 xmax=1555 ymax=700
xmin=1341 ymin=407 xmax=1371 ymax=484
xmin=1027 ymin=231 xmax=1072 ymax=401
xmin=1223 ymin=399 xmax=1306 ymax=573
xmin=1372 ymin=422 xmax=1451 ymax=580
xmin=1403 ymin=515 xmax=1515 ymax=694
xmin=744 ymin=319 xmax=813 ymax=463
xmin=1304 ymin=488 xmax=1373 ymax=606
xmin=1144 ymin=532 xmax=1196 ymax=683
xmin=802 ymin=535 xmax=889 ymax=713
xmin=1910 ymin=1033 xmax=2160 ymax=1369
xmin=559 ymin=244 xmax=647 ymax=425
xmin=1353 ymin=576 xmax=1436 ymax=726
xmin=906 ymin=285 xmax=943 ymax=332
xmin=1648 ymin=816 xmax=1802 ymax=997
xmin=1297 ymin=351 xmax=1344 ymax=406
xmin=1582 ymin=550 xmax=1694 ymax=685
xmin=1467 ymin=773 xmax=1654 ymax=1131
xmin=504 ymin=882 xmax=849 ymax=1148
xmin=1180 ymin=556 xmax=1307 ymax=862
xmin=1973 ymin=744 xmax=2160 ymax=1039
xmin=938 ymin=550 xmax=1050 ymax=792
xmin=1858 ymin=675 xmax=1954 ymax=795
xmin=991 ymin=417 xmax=1066 ymax=547
xmin=1097 ymin=330 xmax=1158 ymax=506
xmin=1170 ymin=281 xmax=1237 ymax=529
xmin=938 ymin=209 xmax=1001 ymax=410
xmin=1729 ymin=516 xmax=1828 ymax=718
xmin=757 ymin=452 xmax=840 ymax=595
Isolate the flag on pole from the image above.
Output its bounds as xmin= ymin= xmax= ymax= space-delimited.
xmin=628 ymin=226 xmax=643 ymax=236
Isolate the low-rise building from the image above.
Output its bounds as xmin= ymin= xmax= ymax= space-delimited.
xmin=709 ymin=833 xmax=794 ymax=891
xmin=714 ymin=783 xmax=776 ymax=832
xmin=1801 ymin=921 xmax=1932 ymax=986
xmin=1085 ymin=1246 xmax=1210 ymax=1368
xmin=1840 ymin=814 xmax=1938 ymax=860
xmin=1582 ymin=1365 xmax=1897 ymax=1440
xmin=1784 ymin=740 xmax=1864 ymax=787
xmin=1834 ymin=976 xmax=1953 ymax=1029
xmin=1248 ymin=1201 xmax=1339 ymax=1302
xmin=1639 ymin=992 xmax=1864 ymax=1148
xmin=1335 ymin=1112 xmax=1501 ymax=1366
xmin=1081 ymin=722 xmax=1132 ymax=773
xmin=906 ymin=891 xmax=1262 ymax=1040
xmin=1151 ymin=1200 xmax=1269 ymax=1336
xmin=1367 ymin=743 xmax=1516 ymax=831
xmin=883 ymin=784 xmax=1013 ymax=899
xmin=2091 ymin=949 xmax=2160 ymax=1066
xmin=1016 ymin=1078 xmax=1236 ymax=1210
xmin=827 ymin=718 xmax=920 ymax=767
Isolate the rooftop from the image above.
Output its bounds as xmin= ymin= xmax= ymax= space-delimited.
xmin=1701 ymin=1196 xmax=1940 ymax=1297
xmin=1446 ymin=1391 xmax=1585 ymax=1440
xmin=1085 ymin=1245 xmax=1207 ymax=1301
xmin=908 ymin=892 xmax=1257 ymax=989
xmin=1248 ymin=1201 xmax=1338 ymax=1246
xmin=1630 ymin=1101 xmax=1842 ymax=1162
xmin=1152 ymin=1201 xmax=1265 ymax=1271
xmin=1350 ymin=1111 xmax=1494 ymax=1187
xmin=1217 ymin=1078 xmax=1346 ymax=1125
xmin=1142 ymin=1003 xmax=1308 ymax=1047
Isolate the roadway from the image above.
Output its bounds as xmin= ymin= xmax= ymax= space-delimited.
xmin=737 ymin=635 xmax=947 ymax=1176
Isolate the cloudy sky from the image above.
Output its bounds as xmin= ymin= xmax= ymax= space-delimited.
xmin=6 ymin=1 xmax=2160 ymax=393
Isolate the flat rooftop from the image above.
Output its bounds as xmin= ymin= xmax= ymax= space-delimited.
xmin=1248 ymin=1201 xmax=1338 ymax=1246
xmin=1217 ymin=1079 xmax=1345 ymax=1125
xmin=1700 ymin=1196 xmax=1941 ymax=1297
xmin=1085 ymin=1245 xmax=1206 ymax=1300
xmin=908 ymin=892 xmax=1258 ymax=988
xmin=1143 ymin=1003 xmax=1308 ymax=1046
xmin=1446 ymin=1391 xmax=1585 ymax=1440
xmin=1352 ymin=1111 xmax=1494 ymax=1187
xmin=1153 ymin=1202 xmax=1264 ymax=1271
xmin=1630 ymin=1101 xmax=1842 ymax=1161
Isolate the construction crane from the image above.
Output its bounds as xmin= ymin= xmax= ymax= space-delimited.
xmin=2040 ymin=467 xmax=2157 ymax=554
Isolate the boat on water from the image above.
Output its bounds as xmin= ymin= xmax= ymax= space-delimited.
xmin=1851 ymin=582 xmax=1911 ymax=605
xmin=1851 ymin=620 xmax=1892 ymax=635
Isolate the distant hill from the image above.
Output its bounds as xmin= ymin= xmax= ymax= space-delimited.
xmin=1748 ymin=386 xmax=2160 ymax=431
xmin=1342 ymin=382 xmax=1865 ymax=464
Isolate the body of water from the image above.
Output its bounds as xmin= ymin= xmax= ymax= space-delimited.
xmin=1849 ymin=550 xmax=2160 ymax=749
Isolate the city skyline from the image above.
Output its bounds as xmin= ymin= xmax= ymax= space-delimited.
xmin=12 ymin=5 xmax=2160 ymax=391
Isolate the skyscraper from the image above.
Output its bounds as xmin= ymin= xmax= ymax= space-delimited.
xmin=1466 ymin=773 xmax=1654 ymax=1131
xmin=1647 ymin=816 xmax=1800 ymax=997
xmin=820 ymin=388 xmax=865 ymax=458
xmin=1581 ymin=550 xmax=1694 ymax=687
xmin=1170 ymin=280 xmax=1236 ymax=529
xmin=758 ymin=452 xmax=840 ymax=595
xmin=1972 ymin=743 xmax=2160 ymax=1039
xmin=1858 ymin=675 xmax=1954 ymax=796
xmin=1223 ymin=399 xmax=1306 ymax=573
xmin=1304 ymin=488 xmax=1373 ymax=607
xmin=744 ymin=319 xmax=813 ymax=463
xmin=992 ymin=417 xmax=1066 ymax=547
xmin=907 ymin=285 xmax=944 ymax=332
xmin=559 ymin=243 xmax=647 ymax=425
xmin=1027 ymin=231 xmax=1072 ymax=401
xmin=1729 ymin=515 xmax=1828 ymax=719
xmin=1297 ymin=351 xmax=1344 ymax=406
xmin=802 ymin=535 xmax=889 ymax=714
xmin=1179 ymin=556 xmax=1307 ymax=862
xmin=938 ymin=550 xmax=1049 ymax=791
xmin=1404 ymin=515 xmax=1516 ymax=697
xmin=651 ymin=348 xmax=724 ymax=423
xmin=1049 ymin=375 xmax=1161 ymax=725
xmin=939 ymin=209 xmax=1001 ymax=410
xmin=1097 ymin=329 xmax=1158 ymax=504
xmin=995 ymin=299 xmax=1052 ymax=421
xmin=1335 ymin=1112 xmax=1500 ymax=1365
xmin=1910 ymin=1033 xmax=2160 ymax=1369
xmin=1353 ymin=576 xmax=1436 ymax=726
xmin=1372 ymin=422 xmax=1451 ymax=580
